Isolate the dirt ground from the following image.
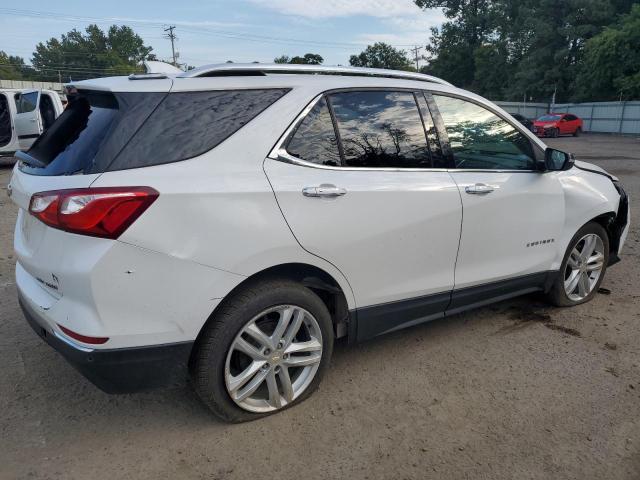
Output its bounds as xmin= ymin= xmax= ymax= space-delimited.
xmin=1 ymin=134 xmax=639 ymax=480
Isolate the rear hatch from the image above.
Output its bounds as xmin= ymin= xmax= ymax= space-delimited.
xmin=10 ymin=79 xmax=172 ymax=300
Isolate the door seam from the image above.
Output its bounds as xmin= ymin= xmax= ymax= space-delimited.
xmin=447 ymin=171 xmax=465 ymax=311
xmin=261 ymin=157 xmax=358 ymax=311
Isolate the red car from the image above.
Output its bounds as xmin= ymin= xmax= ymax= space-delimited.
xmin=533 ymin=113 xmax=583 ymax=137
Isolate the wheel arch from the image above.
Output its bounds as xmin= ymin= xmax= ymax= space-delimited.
xmin=590 ymin=211 xmax=622 ymax=257
xmin=190 ymin=263 xmax=353 ymax=368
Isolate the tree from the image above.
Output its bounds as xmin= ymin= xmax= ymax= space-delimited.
xmin=0 ymin=51 xmax=35 ymax=80
xmin=506 ymin=0 xmax=617 ymax=102
xmin=31 ymin=24 xmax=155 ymax=81
xmin=273 ymin=53 xmax=324 ymax=64
xmin=416 ymin=0 xmax=496 ymax=88
xmin=349 ymin=43 xmax=413 ymax=70
xmin=576 ymin=3 xmax=640 ymax=100
xmin=415 ymin=0 xmax=635 ymax=101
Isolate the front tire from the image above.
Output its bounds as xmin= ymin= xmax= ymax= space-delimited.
xmin=192 ymin=279 xmax=334 ymax=422
xmin=546 ymin=222 xmax=609 ymax=307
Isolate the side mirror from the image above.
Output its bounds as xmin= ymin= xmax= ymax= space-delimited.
xmin=544 ymin=148 xmax=574 ymax=171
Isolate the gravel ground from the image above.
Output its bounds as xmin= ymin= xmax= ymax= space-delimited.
xmin=0 ymin=134 xmax=639 ymax=480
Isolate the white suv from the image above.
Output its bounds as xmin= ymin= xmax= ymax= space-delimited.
xmin=9 ymin=64 xmax=629 ymax=422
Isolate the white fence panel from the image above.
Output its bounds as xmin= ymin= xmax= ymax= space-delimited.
xmin=496 ymin=100 xmax=640 ymax=134
xmin=0 ymin=79 xmax=64 ymax=92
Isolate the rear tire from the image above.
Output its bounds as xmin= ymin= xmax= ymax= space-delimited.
xmin=192 ymin=279 xmax=334 ymax=423
xmin=546 ymin=222 xmax=609 ymax=307
xmin=573 ymin=127 xmax=582 ymax=137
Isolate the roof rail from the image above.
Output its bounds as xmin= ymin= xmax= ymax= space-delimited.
xmin=178 ymin=63 xmax=453 ymax=86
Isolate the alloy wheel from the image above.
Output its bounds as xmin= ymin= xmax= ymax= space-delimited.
xmin=224 ymin=305 xmax=323 ymax=413
xmin=564 ymin=233 xmax=605 ymax=301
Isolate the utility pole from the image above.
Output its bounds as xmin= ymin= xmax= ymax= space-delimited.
xmin=164 ymin=25 xmax=178 ymax=67
xmin=410 ymin=46 xmax=422 ymax=71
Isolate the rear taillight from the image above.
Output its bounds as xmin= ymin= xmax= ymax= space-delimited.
xmin=57 ymin=324 xmax=109 ymax=345
xmin=29 ymin=187 xmax=159 ymax=239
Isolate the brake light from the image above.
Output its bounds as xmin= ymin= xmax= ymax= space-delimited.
xmin=29 ymin=187 xmax=159 ymax=239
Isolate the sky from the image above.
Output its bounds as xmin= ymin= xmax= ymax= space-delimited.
xmin=0 ymin=1 xmax=446 ymax=69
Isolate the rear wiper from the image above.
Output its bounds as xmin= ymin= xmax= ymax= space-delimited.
xmin=15 ymin=151 xmax=47 ymax=169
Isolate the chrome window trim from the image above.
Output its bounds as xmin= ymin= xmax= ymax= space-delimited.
xmin=273 ymin=148 xmax=540 ymax=173
xmin=272 ymin=148 xmax=448 ymax=172
xmin=450 ymin=168 xmax=538 ymax=173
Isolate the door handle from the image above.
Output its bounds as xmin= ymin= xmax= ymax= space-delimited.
xmin=465 ymin=183 xmax=495 ymax=195
xmin=302 ymin=185 xmax=347 ymax=198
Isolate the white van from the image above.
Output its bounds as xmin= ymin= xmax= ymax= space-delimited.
xmin=0 ymin=89 xmax=64 ymax=157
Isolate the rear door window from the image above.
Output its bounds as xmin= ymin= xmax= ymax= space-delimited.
xmin=328 ymin=91 xmax=432 ymax=168
xmin=285 ymin=97 xmax=341 ymax=166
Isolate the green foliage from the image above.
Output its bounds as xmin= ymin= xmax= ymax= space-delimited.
xmin=31 ymin=24 xmax=155 ymax=81
xmin=0 ymin=51 xmax=35 ymax=80
xmin=416 ymin=0 xmax=638 ymax=101
xmin=273 ymin=53 xmax=324 ymax=64
xmin=273 ymin=55 xmax=290 ymax=64
xmin=349 ymin=43 xmax=414 ymax=70
xmin=576 ymin=4 xmax=640 ymax=100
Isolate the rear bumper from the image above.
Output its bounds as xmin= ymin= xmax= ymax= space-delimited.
xmin=19 ymin=291 xmax=194 ymax=393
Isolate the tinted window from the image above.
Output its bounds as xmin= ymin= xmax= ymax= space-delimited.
xmin=109 ymin=89 xmax=289 ymax=171
xmin=0 ymin=94 xmax=10 ymax=147
xmin=285 ymin=97 xmax=341 ymax=166
xmin=21 ymin=91 xmax=166 ymax=176
xmin=39 ymin=93 xmax=56 ymax=130
xmin=329 ymin=91 xmax=431 ymax=168
xmin=564 ymin=114 xmax=577 ymax=121
xmin=434 ymin=95 xmax=535 ymax=170
xmin=20 ymin=88 xmax=288 ymax=176
xmin=537 ymin=114 xmax=561 ymax=121
xmin=16 ymin=92 xmax=38 ymax=113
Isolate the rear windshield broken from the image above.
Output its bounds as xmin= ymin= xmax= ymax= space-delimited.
xmin=20 ymin=88 xmax=289 ymax=176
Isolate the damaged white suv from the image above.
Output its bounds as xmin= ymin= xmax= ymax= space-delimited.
xmin=9 ymin=64 xmax=629 ymax=422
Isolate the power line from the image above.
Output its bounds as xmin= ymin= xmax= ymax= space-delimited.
xmin=0 ymin=7 xmax=424 ymax=50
